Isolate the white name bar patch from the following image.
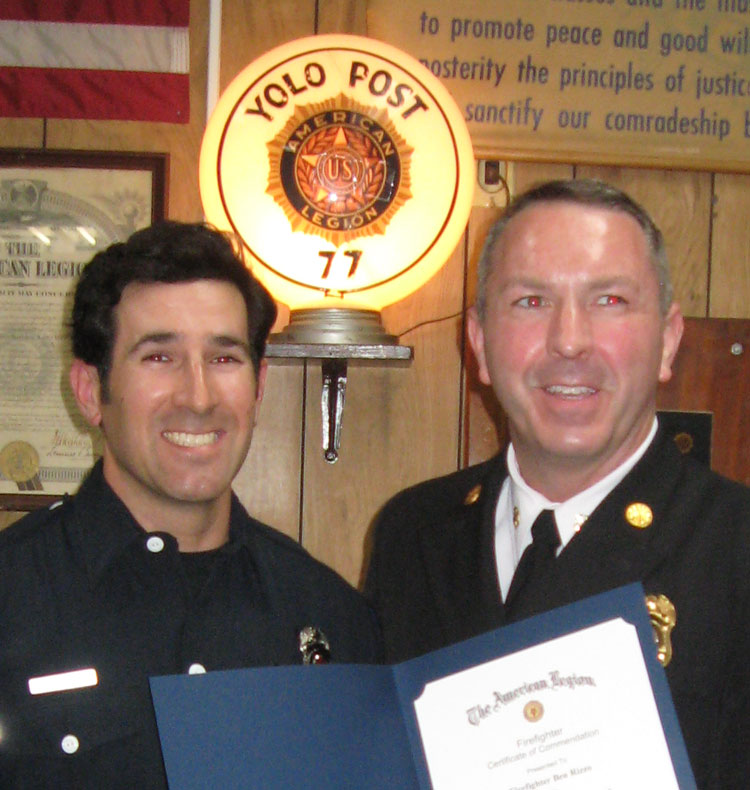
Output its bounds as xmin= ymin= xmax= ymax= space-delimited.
xmin=28 ymin=668 xmax=98 ymax=695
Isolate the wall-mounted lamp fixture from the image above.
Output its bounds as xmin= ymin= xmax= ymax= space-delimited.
xmin=199 ymin=34 xmax=474 ymax=460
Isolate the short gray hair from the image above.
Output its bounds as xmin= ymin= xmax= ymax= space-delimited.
xmin=475 ymin=179 xmax=674 ymax=320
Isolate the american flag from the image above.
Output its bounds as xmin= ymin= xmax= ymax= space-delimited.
xmin=0 ymin=0 xmax=190 ymax=123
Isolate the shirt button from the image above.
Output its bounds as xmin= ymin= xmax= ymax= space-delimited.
xmin=188 ymin=663 xmax=206 ymax=675
xmin=146 ymin=536 xmax=165 ymax=553
xmin=61 ymin=734 xmax=79 ymax=754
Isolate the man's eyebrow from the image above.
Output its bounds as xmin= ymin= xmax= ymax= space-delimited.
xmin=496 ymin=275 xmax=640 ymax=290
xmin=126 ymin=333 xmax=251 ymax=356
xmin=127 ymin=332 xmax=179 ymax=355
xmin=495 ymin=276 xmax=550 ymax=291
xmin=212 ymin=334 xmax=252 ymax=355
xmin=588 ymin=275 xmax=640 ymax=289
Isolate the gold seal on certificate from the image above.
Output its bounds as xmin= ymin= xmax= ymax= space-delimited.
xmin=0 ymin=440 xmax=42 ymax=490
xmin=523 ymin=701 xmax=544 ymax=723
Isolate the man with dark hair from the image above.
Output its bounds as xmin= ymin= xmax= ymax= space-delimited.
xmin=365 ymin=180 xmax=750 ymax=787
xmin=0 ymin=221 xmax=380 ymax=788
xmin=71 ymin=221 xmax=277 ymax=385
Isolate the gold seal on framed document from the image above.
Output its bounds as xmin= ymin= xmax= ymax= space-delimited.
xmin=0 ymin=440 xmax=40 ymax=487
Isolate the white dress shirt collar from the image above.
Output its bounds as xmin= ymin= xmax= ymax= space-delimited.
xmin=495 ymin=417 xmax=658 ymax=600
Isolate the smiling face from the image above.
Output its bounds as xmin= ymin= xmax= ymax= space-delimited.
xmin=468 ymin=201 xmax=683 ymax=500
xmin=71 ymin=280 xmax=265 ymax=531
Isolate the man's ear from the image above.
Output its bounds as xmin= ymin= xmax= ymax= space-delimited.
xmin=69 ymin=359 xmax=104 ymax=427
xmin=658 ymin=302 xmax=684 ymax=384
xmin=467 ymin=307 xmax=492 ymax=386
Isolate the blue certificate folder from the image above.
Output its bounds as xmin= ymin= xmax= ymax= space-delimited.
xmin=150 ymin=583 xmax=696 ymax=789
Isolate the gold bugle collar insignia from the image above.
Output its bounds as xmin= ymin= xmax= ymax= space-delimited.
xmin=645 ymin=594 xmax=676 ymax=667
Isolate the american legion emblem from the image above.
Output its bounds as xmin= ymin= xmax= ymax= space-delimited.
xmin=199 ymin=34 xmax=474 ymax=312
xmin=266 ymin=94 xmax=412 ymax=244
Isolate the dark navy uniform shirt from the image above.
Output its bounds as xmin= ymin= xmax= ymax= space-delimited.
xmin=0 ymin=462 xmax=381 ymax=788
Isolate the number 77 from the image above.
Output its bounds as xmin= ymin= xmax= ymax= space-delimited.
xmin=318 ymin=250 xmax=362 ymax=278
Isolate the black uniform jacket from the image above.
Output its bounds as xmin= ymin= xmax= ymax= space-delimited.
xmin=365 ymin=430 xmax=750 ymax=788
xmin=0 ymin=462 xmax=381 ymax=789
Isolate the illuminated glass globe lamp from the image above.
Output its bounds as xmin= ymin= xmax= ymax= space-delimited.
xmin=199 ymin=33 xmax=475 ymax=347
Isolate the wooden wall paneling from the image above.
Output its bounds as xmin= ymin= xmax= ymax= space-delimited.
xmin=0 ymin=120 xmax=44 ymax=148
xmin=318 ymin=0 xmax=367 ymax=33
xmin=656 ymin=318 xmax=750 ymax=486
xmin=44 ymin=0 xmax=210 ymax=223
xmin=710 ymin=174 xmax=750 ymax=320
xmin=231 ymin=364 xmax=305 ymax=541
xmin=463 ymin=205 xmax=505 ymax=467
xmin=301 ymin=243 xmax=466 ymax=587
xmin=216 ymin=0 xmax=317 ymax=537
xmin=462 ymin=161 xmax=574 ymax=468
xmin=220 ymin=0 xmax=316 ymax=87
xmin=576 ymin=166 xmax=711 ymax=319
xmin=511 ymin=161 xmax=575 ymax=196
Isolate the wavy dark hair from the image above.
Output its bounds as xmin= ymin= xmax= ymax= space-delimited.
xmin=71 ymin=221 xmax=277 ymax=392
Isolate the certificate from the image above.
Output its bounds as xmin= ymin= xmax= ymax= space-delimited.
xmin=415 ymin=619 xmax=678 ymax=789
xmin=0 ymin=150 xmax=165 ymax=509
xmin=150 ymin=584 xmax=696 ymax=789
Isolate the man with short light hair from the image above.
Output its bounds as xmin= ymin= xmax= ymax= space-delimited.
xmin=366 ymin=179 xmax=750 ymax=787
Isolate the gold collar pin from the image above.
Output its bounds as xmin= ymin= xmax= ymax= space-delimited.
xmin=464 ymin=484 xmax=481 ymax=505
xmin=625 ymin=502 xmax=653 ymax=529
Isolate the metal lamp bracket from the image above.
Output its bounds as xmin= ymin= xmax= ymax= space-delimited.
xmin=266 ymin=341 xmax=413 ymax=463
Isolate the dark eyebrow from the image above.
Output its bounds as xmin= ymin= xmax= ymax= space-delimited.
xmin=127 ymin=332 xmax=178 ymax=356
xmin=212 ymin=335 xmax=252 ymax=356
xmin=126 ymin=332 xmax=251 ymax=357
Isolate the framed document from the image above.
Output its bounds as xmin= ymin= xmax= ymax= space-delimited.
xmin=0 ymin=149 xmax=167 ymax=509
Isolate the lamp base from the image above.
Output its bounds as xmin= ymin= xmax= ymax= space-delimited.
xmin=271 ymin=307 xmax=399 ymax=345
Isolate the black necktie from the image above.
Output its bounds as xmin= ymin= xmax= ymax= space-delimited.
xmin=505 ymin=509 xmax=560 ymax=617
